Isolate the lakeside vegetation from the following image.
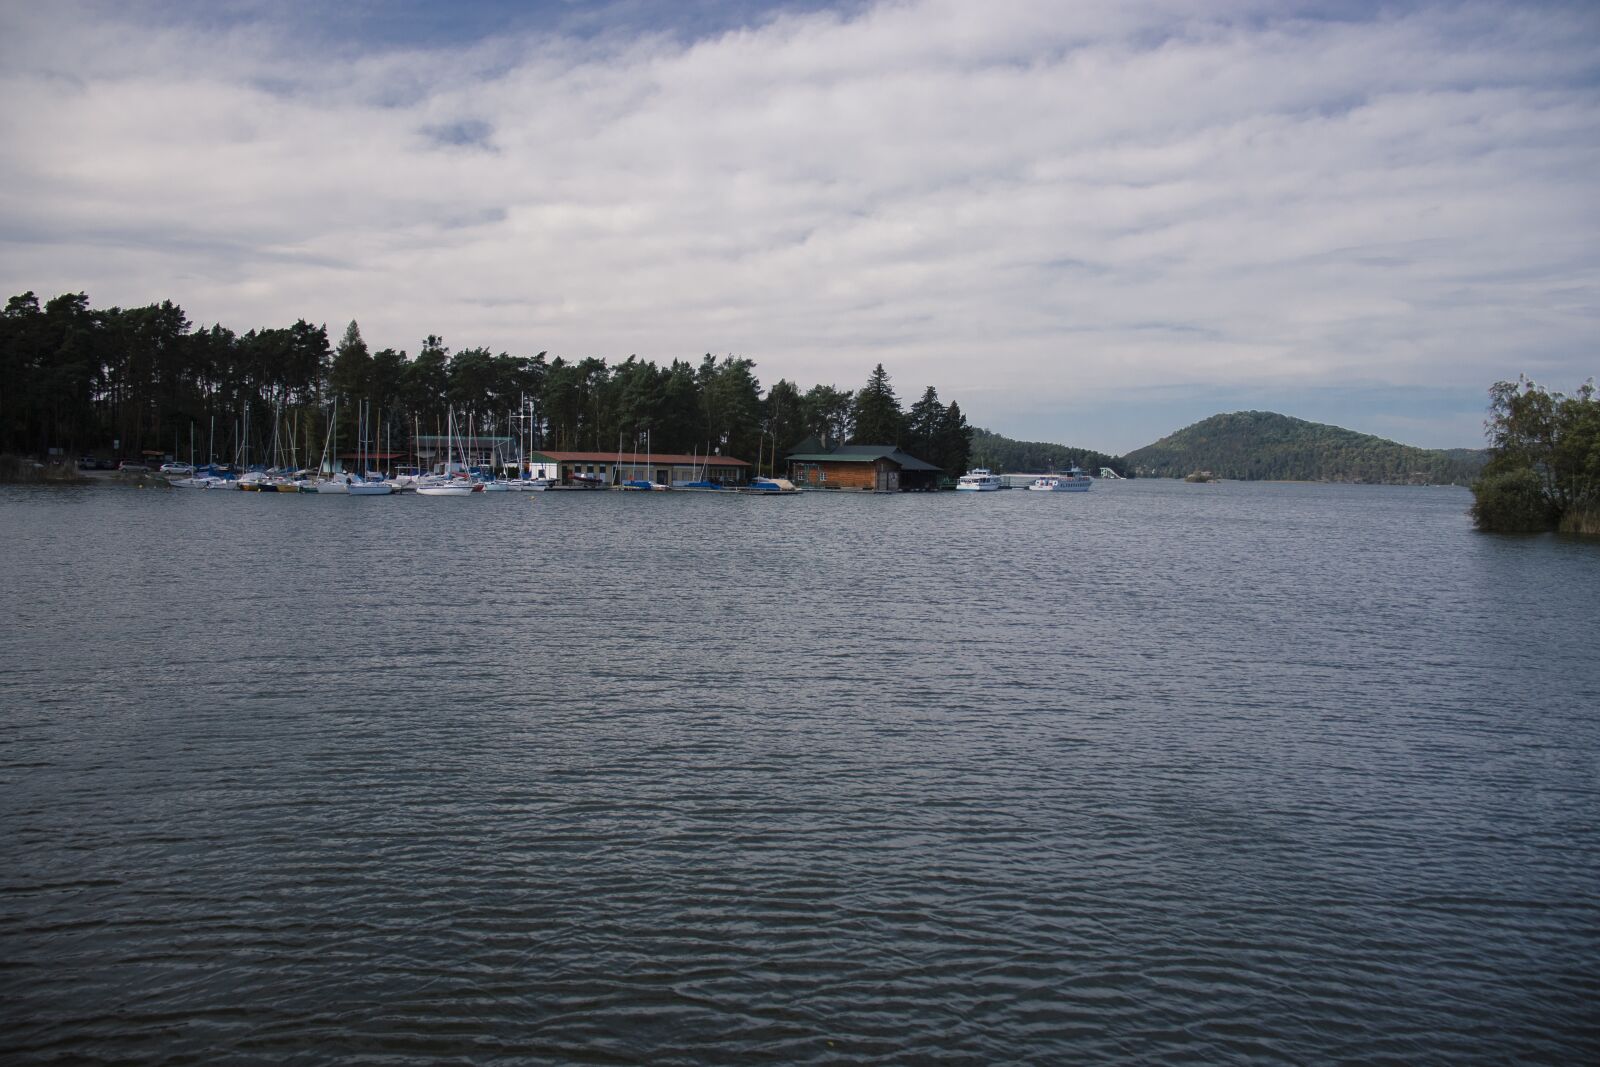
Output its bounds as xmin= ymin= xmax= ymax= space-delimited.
xmin=0 ymin=454 xmax=87 ymax=484
xmin=1121 ymin=411 xmax=1487 ymax=485
xmin=0 ymin=290 xmax=970 ymax=474
xmin=1471 ymin=377 xmax=1599 ymax=535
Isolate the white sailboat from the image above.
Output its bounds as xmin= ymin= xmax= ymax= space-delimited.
xmin=168 ymin=423 xmax=211 ymax=487
xmin=313 ymin=400 xmax=351 ymax=492
xmin=348 ymin=400 xmax=394 ymax=495
xmin=416 ymin=410 xmax=478 ymax=495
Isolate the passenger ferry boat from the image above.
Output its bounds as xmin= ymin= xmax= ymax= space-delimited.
xmin=1027 ymin=467 xmax=1092 ymax=492
xmin=955 ymin=468 xmax=1002 ymax=491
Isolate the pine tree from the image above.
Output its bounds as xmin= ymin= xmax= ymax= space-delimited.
xmin=936 ymin=401 xmax=973 ymax=474
xmin=850 ymin=363 xmax=903 ymax=445
xmin=906 ymin=386 xmax=943 ymax=460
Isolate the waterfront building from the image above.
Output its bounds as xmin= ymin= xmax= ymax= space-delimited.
xmin=784 ymin=443 xmax=943 ymax=492
xmin=527 ymin=450 xmax=752 ymax=487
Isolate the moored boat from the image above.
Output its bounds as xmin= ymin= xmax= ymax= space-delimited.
xmin=347 ymin=477 xmax=394 ymax=496
xmin=739 ymin=477 xmax=799 ymax=494
xmin=956 ymin=468 xmax=1002 ymax=491
xmin=314 ymin=474 xmax=352 ymax=493
xmin=1027 ymin=467 xmax=1092 ymax=492
xmin=416 ymin=481 xmax=477 ymax=496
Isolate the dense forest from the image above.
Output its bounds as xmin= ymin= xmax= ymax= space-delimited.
xmin=1120 ymin=411 xmax=1487 ymax=484
xmin=0 ymin=291 xmax=971 ymax=475
xmin=1471 ymin=377 xmax=1599 ymax=535
xmin=969 ymin=428 xmax=1127 ymax=477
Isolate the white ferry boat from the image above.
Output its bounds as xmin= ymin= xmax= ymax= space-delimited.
xmin=1027 ymin=467 xmax=1092 ymax=492
xmin=956 ymin=468 xmax=1002 ymax=491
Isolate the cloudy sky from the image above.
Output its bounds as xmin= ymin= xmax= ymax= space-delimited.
xmin=2 ymin=0 xmax=1595 ymax=452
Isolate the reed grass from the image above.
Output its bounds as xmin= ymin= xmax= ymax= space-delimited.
xmin=0 ymin=454 xmax=90 ymax=484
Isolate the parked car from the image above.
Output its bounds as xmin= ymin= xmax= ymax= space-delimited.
xmin=118 ymin=460 xmax=149 ymax=472
xmin=159 ymin=462 xmax=194 ymax=474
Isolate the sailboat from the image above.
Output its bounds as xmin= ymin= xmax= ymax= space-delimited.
xmin=504 ymin=396 xmax=550 ymax=490
xmin=618 ymin=429 xmax=667 ymax=490
xmin=348 ymin=400 xmax=394 ymax=495
xmin=169 ymin=423 xmax=212 ymax=488
xmin=314 ymin=399 xmax=353 ymax=492
xmin=739 ymin=433 xmax=798 ymax=493
xmin=416 ymin=410 xmax=477 ymax=495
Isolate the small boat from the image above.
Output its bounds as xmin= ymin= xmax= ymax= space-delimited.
xmin=956 ymin=468 xmax=1002 ymax=491
xmin=169 ymin=462 xmax=223 ymax=489
xmin=739 ymin=477 xmax=799 ymax=494
xmin=415 ymin=471 xmax=481 ymax=496
xmin=1027 ymin=468 xmax=1092 ymax=492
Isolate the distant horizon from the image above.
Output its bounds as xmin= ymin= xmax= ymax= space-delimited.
xmin=4 ymin=1 xmax=1594 ymax=455
xmin=980 ymin=406 xmax=1492 ymax=458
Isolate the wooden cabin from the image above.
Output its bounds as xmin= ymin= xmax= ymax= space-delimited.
xmin=784 ymin=444 xmax=943 ymax=492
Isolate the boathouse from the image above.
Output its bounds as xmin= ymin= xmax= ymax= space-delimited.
xmin=527 ymin=450 xmax=752 ymax=487
xmin=784 ymin=443 xmax=943 ymax=492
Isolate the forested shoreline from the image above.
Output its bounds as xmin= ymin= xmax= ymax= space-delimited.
xmin=0 ymin=291 xmax=973 ymax=476
xmin=970 ymin=428 xmax=1125 ymax=477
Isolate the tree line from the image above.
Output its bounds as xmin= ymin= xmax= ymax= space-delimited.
xmin=0 ymin=291 xmax=971 ymax=474
xmin=1471 ymin=377 xmax=1599 ymax=535
xmin=969 ymin=428 xmax=1127 ymax=478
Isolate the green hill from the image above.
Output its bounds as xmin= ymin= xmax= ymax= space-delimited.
xmin=971 ymin=428 xmax=1127 ymax=476
xmin=1121 ymin=411 xmax=1486 ymax=484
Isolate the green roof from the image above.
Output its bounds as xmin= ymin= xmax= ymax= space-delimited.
xmin=787 ymin=452 xmax=874 ymax=463
xmin=787 ymin=445 xmax=943 ymax=472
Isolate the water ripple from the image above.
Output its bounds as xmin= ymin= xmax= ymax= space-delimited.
xmin=1 ymin=482 xmax=1597 ymax=1063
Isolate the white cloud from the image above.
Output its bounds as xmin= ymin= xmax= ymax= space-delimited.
xmin=1 ymin=0 xmax=1595 ymax=450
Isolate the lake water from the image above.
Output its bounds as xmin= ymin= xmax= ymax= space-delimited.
xmin=2 ymin=480 xmax=1597 ymax=1063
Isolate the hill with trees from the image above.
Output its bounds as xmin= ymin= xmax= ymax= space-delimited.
xmin=1121 ymin=411 xmax=1486 ymax=484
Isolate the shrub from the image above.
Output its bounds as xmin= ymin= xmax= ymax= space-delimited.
xmin=1470 ymin=467 xmax=1558 ymax=532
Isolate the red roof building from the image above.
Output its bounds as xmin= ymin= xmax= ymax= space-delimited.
xmin=529 ymin=450 xmax=751 ymax=487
